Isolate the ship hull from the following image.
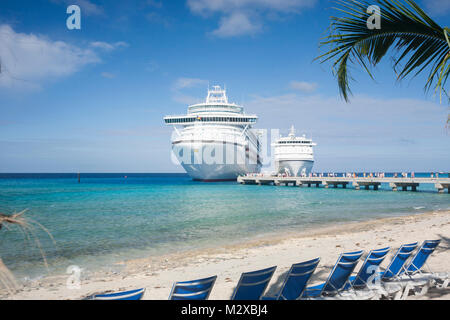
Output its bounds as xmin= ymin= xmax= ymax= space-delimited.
xmin=172 ymin=142 xmax=261 ymax=181
xmin=276 ymin=160 xmax=314 ymax=177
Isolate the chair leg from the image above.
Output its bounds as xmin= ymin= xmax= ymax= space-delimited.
xmin=429 ymin=278 xmax=437 ymax=288
xmin=413 ymin=284 xmax=428 ymax=296
xmin=436 ymin=279 xmax=449 ymax=290
xmin=400 ymin=284 xmax=412 ymax=300
xmin=392 ymin=288 xmax=404 ymax=300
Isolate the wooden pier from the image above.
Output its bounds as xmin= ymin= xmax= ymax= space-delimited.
xmin=237 ymin=176 xmax=450 ymax=193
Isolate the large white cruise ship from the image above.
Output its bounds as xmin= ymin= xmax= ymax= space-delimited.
xmin=164 ymin=86 xmax=262 ymax=181
xmin=272 ymin=126 xmax=316 ymax=176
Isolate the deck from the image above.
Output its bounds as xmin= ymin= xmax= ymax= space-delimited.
xmin=237 ymin=176 xmax=450 ymax=193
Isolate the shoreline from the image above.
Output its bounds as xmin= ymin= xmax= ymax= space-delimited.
xmin=2 ymin=209 xmax=450 ymax=300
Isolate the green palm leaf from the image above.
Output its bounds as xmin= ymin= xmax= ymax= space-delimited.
xmin=317 ymin=0 xmax=450 ymax=103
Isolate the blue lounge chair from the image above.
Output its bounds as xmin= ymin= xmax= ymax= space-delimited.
xmin=89 ymin=288 xmax=145 ymax=300
xmin=337 ymin=247 xmax=391 ymax=300
xmin=399 ymin=240 xmax=448 ymax=296
xmin=381 ymin=242 xmax=418 ymax=281
xmin=303 ymin=250 xmax=364 ymax=299
xmin=231 ymin=266 xmax=277 ymax=300
xmin=169 ymin=275 xmax=217 ymax=300
xmin=374 ymin=242 xmax=418 ymax=299
xmin=404 ymin=240 xmax=441 ymax=275
xmin=349 ymin=247 xmax=390 ymax=289
xmin=262 ymin=258 xmax=320 ymax=300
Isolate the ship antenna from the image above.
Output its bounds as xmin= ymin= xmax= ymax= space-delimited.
xmin=289 ymin=125 xmax=295 ymax=137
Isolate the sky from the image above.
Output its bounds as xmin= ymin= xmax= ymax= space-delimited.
xmin=0 ymin=0 xmax=449 ymax=173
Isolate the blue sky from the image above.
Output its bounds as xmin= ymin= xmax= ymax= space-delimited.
xmin=0 ymin=0 xmax=449 ymax=173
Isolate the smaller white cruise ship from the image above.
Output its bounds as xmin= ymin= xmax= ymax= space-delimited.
xmin=272 ymin=126 xmax=316 ymax=176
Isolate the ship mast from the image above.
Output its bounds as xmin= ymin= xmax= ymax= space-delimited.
xmin=289 ymin=125 xmax=296 ymax=138
xmin=206 ymin=85 xmax=228 ymax=104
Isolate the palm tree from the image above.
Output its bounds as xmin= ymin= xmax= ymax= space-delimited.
xmin=316 ymin=0 xmax=450 ymax=110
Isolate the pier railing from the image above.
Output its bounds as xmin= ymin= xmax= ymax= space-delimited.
xmin=237 ymin=176 xmax=450 ymax=193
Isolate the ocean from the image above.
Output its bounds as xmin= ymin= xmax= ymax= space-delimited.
xmin=0 ymin=173 xmax=449 ymax=281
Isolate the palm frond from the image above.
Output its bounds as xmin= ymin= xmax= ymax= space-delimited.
xmin=316 ymin=0 xmax=450 ymax=102
xmin=0 ymin=210 xmax=54 ymax=295
xmin=0 ymin=259 xmax=17 ymax=294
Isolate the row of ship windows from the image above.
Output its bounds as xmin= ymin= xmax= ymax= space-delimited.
xmin=189 ymin=106 xmax=242 ymax=111
xmin=165 ymin=117 xmax=257 ymax=123
xmin=277 ymin=141 xmax=312 ymax=144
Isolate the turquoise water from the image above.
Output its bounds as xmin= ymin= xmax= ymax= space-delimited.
xmin=0 ymin=173 xmax=449 ymax=280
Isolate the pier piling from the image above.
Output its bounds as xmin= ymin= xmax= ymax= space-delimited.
xmin=435 ymin=183 xmax=450 ymax=194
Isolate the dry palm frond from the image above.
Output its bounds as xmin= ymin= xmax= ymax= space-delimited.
xmin=316 ymin=0 xmax=450 ymax=103
xmin=0 ymin=210 xmax=28 ymax=230
xmin=0 ymin=210 xmax=54 ymax=295
xmin=446 ymin=112 xmax=450 ymax=133
xmin=0 ymin=258 xmax=17 ymax=294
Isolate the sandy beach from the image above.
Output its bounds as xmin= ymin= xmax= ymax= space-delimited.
xmin=3 ymin=210 xmax=449 ymax=300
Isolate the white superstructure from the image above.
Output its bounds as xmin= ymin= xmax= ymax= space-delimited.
xmin=272 ymin=125 xmax=316 ymax=176
xmin=164 ymin=86 xmax=262 ymax=181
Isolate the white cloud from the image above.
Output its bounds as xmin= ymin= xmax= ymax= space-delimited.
xmin=172 ymin=77 xmax=209 ymax=105
xmin=90 ymin=41 xmax=129 ymax=51
xmin=290 ymin=80 xmax=318 ymax=93
xmin=211 ymin=12 xmax=261 ymax=37
xmin=188 ymin=0 xmax=316 ymax=15
xmin=75 ymin=0 xmax=104 ymax=15
xmin=51 ymin=0 xmax=104 ymax=16
xmin=0 ymin=24 xmax=99 ymax=90
xmin=173 ymin=77 xmax=209 ymax=90
xmin=187 ymin=0 xmax=317 ymax=37
xmin=248 ymin=93 xmax=447 ymax=132
xmin=423 ymin=0 xmax=450 ymax=16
